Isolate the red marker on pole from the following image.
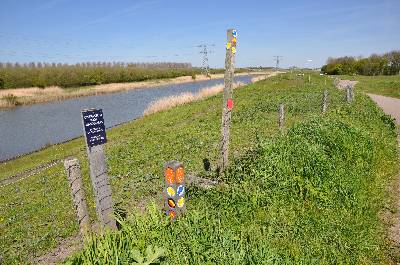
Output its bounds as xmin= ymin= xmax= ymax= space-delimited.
xmin=227 ymin=98 xmax=233 ymax=110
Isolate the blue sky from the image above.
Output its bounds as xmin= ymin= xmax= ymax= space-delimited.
xmin=0 ymin=0 xmax=399 ymax=68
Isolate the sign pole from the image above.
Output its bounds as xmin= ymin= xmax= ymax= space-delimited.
xmin=81 ymin=109 xmax=116 ymax=230
xmin=220 ymin=28 xmax=237 ymax=172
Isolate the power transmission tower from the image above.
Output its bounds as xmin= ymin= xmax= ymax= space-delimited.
xmin=273 ymin=56 xmax=283 ymax=72
xmin=197 ymin=44 xmax=214 ymax=77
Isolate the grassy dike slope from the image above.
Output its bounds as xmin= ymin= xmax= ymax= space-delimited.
xmin=0 ymin=73 xmax=398 ymax=264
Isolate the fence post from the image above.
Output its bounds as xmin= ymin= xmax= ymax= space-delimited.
xmin=220 ymin=29 xmax=237 ymax=171
xmin=81 ymin=109 xmax=117 ymax=231
xmin=350 ymin=85 xmax=355 ymax=102
xmin=346 ymin=85 xmax=353 ymax=103
xmin=63 ymin=157 xmax=90 ymax=236
xmin=279 ymin=104 xmax=285 ymax=130
xmin=322 ymin=90 xmax=328 ymax=113
xmin=164 ymin=161 xmax=186 ymax=221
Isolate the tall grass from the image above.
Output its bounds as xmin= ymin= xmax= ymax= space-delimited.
xmin=143 ymin=82 xmax=245 ymax=115
xmin=66 ymin=95 xmax=398 ymax=264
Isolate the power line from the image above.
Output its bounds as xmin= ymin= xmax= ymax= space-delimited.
xmin=198 ymin=44 xmax=214 ymax=76
xmin=273 ymin=55 xmax=283 ymax=71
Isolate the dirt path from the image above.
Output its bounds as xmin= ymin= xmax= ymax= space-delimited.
xmin=367 ymin=93 xmax=400 ymax=124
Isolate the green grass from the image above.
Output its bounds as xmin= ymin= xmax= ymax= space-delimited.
xmin=340 ymin=75 xmax=400 ymax=98
xmin=0 ymin=73 xmax=398 ymax=264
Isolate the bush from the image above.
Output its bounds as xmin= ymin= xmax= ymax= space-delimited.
xmin=321 ymin=50 xmax=400 ymax=76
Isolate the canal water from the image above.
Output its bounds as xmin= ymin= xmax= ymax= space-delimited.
xmin=0 ymin=75 xmax=252 ymax=161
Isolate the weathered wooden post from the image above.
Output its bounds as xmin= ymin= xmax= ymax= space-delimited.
xmin=346 ymin=85 xmax=353 ymax=103
xmin=81 ymin=108 xmax=116 ymax=230
xmin=164 ymin=161 xmax=186 ymax=221
xmin=220 ymin=29 xmax=237 ymax=171
xmin=322 ymin=90 xmax=328 ymax=113
xmin=64 ymin=157 xmax=90 ymax=235
xmin=350 ymin=85 xmax=355 ymax=102
xmin=279 ymin=104 xmax=285 ymax=130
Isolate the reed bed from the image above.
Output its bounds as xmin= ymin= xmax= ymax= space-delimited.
xmin=143 ymin=82 xmax=245 ymax=115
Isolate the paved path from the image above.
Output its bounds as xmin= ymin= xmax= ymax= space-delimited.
xmin=367 ymin=93 xmax=400 ymax=125
xmin=368 ymin=93 xmax=400 ymax=259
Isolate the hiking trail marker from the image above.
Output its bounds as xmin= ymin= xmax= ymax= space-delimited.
xmin=81 ymin=108 xmax=116 ymax=230
xmin=220 ymin=28 xmax=237 ymax=171
xmin=164 ymin=161 xmax=185 ymax=221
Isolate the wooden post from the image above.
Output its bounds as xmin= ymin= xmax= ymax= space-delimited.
xmin=322 ymin=90 xmax=328 ymax=113
xmin=220 ymin=29 xmax=237 ymax=171
xmin=164 ymin=161 xmax=186 ymax=221
xmin=279 ymin=104 xmax=285 ymax=130
xmin=82 ymin=109 xmax=117 ymax=230
xmin=64 ymin=157 xmax=90 ymax=236
xmin=350 ymin=85 xmax=355 ymax=102
xmin=346 ymin=85 xmax=353 ymax=103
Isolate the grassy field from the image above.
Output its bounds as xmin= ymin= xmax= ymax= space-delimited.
xmin=340 ymin=74 xmax=400 ymax=98
xmin=0 ymin=73 xmax=398 ymax=264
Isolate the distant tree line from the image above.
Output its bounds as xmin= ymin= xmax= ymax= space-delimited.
xmin=321 ymin=50 xmax=400 ymax=76
xmin=0 ymin=61 xmax=197 ymax=89
xmin=0 ymin=61 xmax=193 ymax=69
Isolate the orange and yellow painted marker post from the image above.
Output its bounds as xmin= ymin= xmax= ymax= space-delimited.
xmin=164 ymin=161 xmax=185 ymax=221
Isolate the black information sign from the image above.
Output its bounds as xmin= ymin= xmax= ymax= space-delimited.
xmin=82 ymin=109 xmax=107 ymax=148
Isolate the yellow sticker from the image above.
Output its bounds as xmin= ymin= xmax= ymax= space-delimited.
xmin=232 ymin=37 xmax=237 ymax=44
xmin=232 ymin=47 xmax=236 ymax=54
xmin=167 ymin=187 xmax=175 ymax=197
xmin=226 ymin=42 xmax=231 ymax=50
xmin=177 ymin=197 xmax=185 ymax=208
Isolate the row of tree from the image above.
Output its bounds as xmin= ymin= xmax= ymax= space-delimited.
xmin=321 ymin=50 xmax=400 ymax=76
xmin=0 ymin=63 xmax=197 ymax=89
xmin=0 ymin=61 xmax=192 ymax=69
